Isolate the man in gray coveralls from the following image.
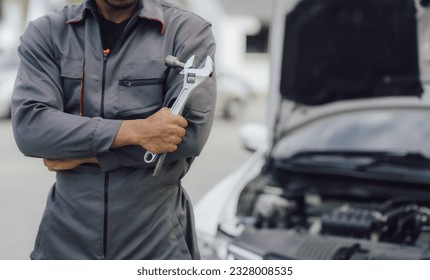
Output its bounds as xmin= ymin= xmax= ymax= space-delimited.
xmin=11 ymin=0 xmax=216 ymax=259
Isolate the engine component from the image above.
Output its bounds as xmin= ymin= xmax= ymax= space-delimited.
xmin=253 ymin=193 xmax=293 ymax=229
xmin=252 ymin=185 xmax=304 ymax=229
xmin=321 ymin=206 xmax=380 ymax=239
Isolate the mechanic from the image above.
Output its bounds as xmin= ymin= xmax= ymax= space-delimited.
xmin=11 ymin=0 xmax=216 ymax=260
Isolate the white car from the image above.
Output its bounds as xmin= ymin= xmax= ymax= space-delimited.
xmin=195 ymin=0 xmax=430 ymax=260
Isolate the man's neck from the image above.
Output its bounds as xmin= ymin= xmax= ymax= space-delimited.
xmin=94 ymin=0 xmax=137 ymax=23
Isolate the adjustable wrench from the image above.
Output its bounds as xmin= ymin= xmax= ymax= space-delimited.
xmin=144 ymin=54 xmax=214 ymax=176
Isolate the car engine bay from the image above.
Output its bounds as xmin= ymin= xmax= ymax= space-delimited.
xmin=231 ymin=170 xmax=430 ymax=259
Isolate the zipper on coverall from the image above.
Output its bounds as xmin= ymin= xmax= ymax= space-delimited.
xmin=101 ymin=48 xmax=110 ymax=259
xmin=97 ymin=14 xmax=139 ymax=259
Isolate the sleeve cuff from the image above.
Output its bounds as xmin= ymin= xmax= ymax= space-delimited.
xmin=90 ymin=118 xmax=123 ymax=154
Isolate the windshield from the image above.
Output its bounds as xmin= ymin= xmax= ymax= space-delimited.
xmin=272 ymin=108 xmax=430 ymax=158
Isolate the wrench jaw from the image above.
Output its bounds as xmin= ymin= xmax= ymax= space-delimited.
xmin=203 ymin=56 xmax=214 ymax=77
xmin=182 ymin=56 xmax=214 ymax=88
xmin=179 ymin=55 xmax=214 ymax=77
xmin=180 ymin=55 xmax=196 ymax=74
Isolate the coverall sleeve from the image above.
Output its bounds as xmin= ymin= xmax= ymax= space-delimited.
xmin=97 ymin=21 xmax=216 ymax=172
xmin=12 ymin=18 xmax=122 ymax=159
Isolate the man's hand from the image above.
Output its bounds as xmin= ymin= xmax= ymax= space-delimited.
xmin=44 ymin=157 xmax=98 ymax=172
xmin=112 ymin=107 xmax=188 ymax=153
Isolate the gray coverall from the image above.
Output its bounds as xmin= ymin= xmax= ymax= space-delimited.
xmin=11 ymin=0 xmax=216 ymax=260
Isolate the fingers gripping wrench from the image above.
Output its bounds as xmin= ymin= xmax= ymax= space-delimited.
xmin=144 ymin=55 xmax=214 ymax=176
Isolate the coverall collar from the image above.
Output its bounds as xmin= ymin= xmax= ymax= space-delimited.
xmin=66 ymin=0 xmax=166 ymax=34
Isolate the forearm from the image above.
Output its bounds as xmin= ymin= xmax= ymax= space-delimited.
xmin=44 ymin=157 xmax=99 ymax=172
xmin=12 ymin=104 xmax=122 ymax=159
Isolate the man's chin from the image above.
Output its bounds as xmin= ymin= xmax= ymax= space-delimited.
xmin=103 ymin=0 xmax=137 ymax=10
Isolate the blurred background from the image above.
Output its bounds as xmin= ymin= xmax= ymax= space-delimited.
xmin=0 ymin=0 xmax=270 ymax=259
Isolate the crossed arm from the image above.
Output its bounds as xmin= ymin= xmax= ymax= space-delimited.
xmin=43 ymin=107 xmax=188 ymax=171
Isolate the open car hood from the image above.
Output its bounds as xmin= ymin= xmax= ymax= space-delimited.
xmin=279 ymin=0 xmax=423 ymax=105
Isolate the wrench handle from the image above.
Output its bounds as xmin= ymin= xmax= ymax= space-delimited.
xmin=170 ymin=88 xmax=190 ymax=116
xmin=143 ymin=87 xmax=190 ymax=164
xmin=152 ymin=153 xmax=167 ymax=176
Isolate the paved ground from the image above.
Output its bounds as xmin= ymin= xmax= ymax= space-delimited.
xmin=0 ymin=95 xmax=266 ymax=260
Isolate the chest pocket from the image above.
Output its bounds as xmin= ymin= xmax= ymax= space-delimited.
xmin=118 ymin=62 xmax=166 ymax=119
xmin=60 ymin=57 xmax=84 ymax=115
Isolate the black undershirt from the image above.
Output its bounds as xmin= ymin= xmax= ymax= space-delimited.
xmin=98 ymin=15 xmax=131 ymax=51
